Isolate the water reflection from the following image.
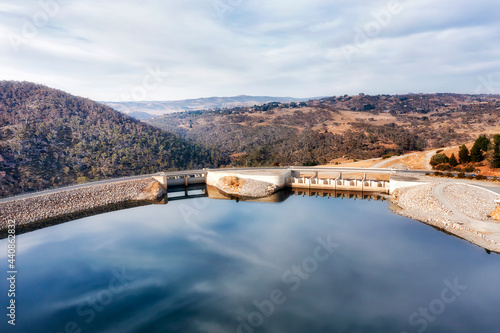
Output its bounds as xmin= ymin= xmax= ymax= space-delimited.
xmin=0 ymin=193 xmax=499 ymax=333
xmin=3 ymin=186 xmax=387 ymax=238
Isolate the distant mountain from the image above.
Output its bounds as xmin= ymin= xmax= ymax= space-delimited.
xmin=127 ymin=111 xmax=155 ymax=120
xmin=102 ymin=95 xmax=314 ymax=116
xmin=0 ymin=81 xmax=228 ymax=198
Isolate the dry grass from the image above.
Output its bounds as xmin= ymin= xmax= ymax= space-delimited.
xmin=323 ymin=158 xmax=383 ymax=168
xmin=220 ymin=176 xmax=245 ymax=191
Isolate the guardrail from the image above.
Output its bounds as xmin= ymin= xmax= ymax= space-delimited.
xmin=0 ymin=173 xmax=159 ymax=203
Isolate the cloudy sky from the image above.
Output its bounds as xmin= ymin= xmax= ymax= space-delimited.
xmin=1 ymin=0 xmax=499 ymax=101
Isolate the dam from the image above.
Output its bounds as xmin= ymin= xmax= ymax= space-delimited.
xmin=151 ymin=167 xmax=404 ymax=195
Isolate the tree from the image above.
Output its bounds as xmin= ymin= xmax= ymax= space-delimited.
xmin=430 ymin=153 xmax=449 ymax=166
xmin=492 ymin=146 xmax=500 ymax=168
xmin=458 ymin=145 xmax=470 ymax=164
xmin=470 ymin=135 xmax=490 ymax=163
xmin=494 ymin=134 xmax=500 ymax=146
xmin=493 ymin=134 xmax=500 ymax=169
xmin=449 ymin=153 xmax=458 ymax=167
xmin=470 ymin=144 xmax=484 ymax=163
xmin=475 ymin=135 xmax=491 ymax=152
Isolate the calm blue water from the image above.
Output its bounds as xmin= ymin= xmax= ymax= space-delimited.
xmin=1 ymin=193 xmax=500 ymax=333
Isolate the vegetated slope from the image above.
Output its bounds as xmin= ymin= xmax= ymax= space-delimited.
xmin=0 ymin=81 xmax=228 ymax=198
xmin=147 ymin=94 xmax=500 ymax=166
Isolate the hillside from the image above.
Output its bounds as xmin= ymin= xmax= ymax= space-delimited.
xmin=103 ymin=95 xmax=312 ymax=116
xmin=147 ymin=94 xmax=500 ymax=166
xmin=0 ymin=81 xmax=228 ymax=198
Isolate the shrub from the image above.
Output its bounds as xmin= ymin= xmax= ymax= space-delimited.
xmin=467 ymin=175 xmax=474 ymax=180
xmin=430 ymin=153 xmax=449 ymax=166
xmin=435 ymin=163 xmax=451 ymax=171
xmin=465 ymin=165 xmax=476 ymax=173
xmin=445 ymin=172 xmax=454 ymax=178
xmin=425 ymin=172 xmax=430 ymax=176
xmin=457 ymin=172 xmax=466 ymax=179
xmin=436 ymin=149 xmax=444 ymax=153
xmin=382 ymin=154 xmax=392 ymax=159
xmin=434 ymin=171 xmax=443 ymax=176
xmin=475 ymin=175 xmax=486 ymax=180
xmin=77 ymin=176 xmax=88 ymax=184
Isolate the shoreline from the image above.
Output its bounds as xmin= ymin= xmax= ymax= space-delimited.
xmin=0 ymin=200 xmax=151 ymax=239
xmin=0 ymin=178 xmax=153 ymax=237
xmin=1 ymin=170 xmax=500 ymax=254
xmin=391 ymin=176 xmax=500 ymax=253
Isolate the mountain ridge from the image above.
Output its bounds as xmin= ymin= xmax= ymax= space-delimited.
xmin=0 ymin=81 xmax=228 ymax=198
xmin=146 ymin=93 xmax=500 ymax=166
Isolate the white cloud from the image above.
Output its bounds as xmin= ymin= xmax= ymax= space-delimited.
xmin=0 ymin=0 xmax=499 ymax=100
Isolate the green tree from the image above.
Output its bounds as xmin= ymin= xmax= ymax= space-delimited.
xmin=492 ymin=146 xmax=500 ymax=168
xmin=493 ymin=134 xmax=500 ymax=146
xmin=449 ymin=153 xmax=458 ymax=167
xmin=492 ymin=134 xmax=500 ymax=168
xmin=430 ymin=153 xmax=449 ymax=166
xmin=475 ymin=135 xmax=491 ymax=152
xmin=458 ymin=145 xmax=470 ymax=164
xmin=470 ymin=135 xmax=490 ymax=163
xmin=470 ymin=144 xmax=484 ymax=163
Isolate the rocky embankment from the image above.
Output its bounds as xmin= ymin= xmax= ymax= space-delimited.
xmin=0 ymin=178 xmax=155 ymax=233
xmin=392 ymin=180 xmax=500 ymax=253
xmin=216 ymin=176 xmax=277 ymax=199
xmin=135 ymin=180 xmax=167 ymax=201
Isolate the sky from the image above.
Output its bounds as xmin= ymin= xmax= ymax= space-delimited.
xmin=1 ymin=0 xmax=500 ymax=101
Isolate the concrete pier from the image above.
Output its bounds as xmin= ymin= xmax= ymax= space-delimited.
xmin=153 ymin=168 xmax=392 ymax=194
xmin=287 ymin=175 xmax=389 ymax=193
xmin=206 ymin=169 xmax=291 ymax=189
xmin=286 ymin=170 xmax=390 ymax=193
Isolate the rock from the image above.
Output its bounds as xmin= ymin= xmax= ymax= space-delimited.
xmin=134 ymin=180 xmax=167 ymax=201
xmin=215 ymin=176 xmax=278 ymax=199
xmin=492 ymin=204 xmax=500 ymax=221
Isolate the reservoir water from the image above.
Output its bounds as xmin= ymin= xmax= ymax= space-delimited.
xmin=1 ymin=190 xmax=499 ymax=333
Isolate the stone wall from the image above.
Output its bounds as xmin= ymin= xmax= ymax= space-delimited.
xmin=0 ymin=178 xmax=151 ymax=232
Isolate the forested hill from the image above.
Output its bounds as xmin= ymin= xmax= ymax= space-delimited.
xmin=0 ymin=81 xmax=228 ymax=198
xmin=147 ymin=93 xmax=500 ymax=166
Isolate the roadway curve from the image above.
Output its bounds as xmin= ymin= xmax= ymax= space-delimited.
xmin=424 ymin=149 xmax=439 ymax=171
xmin=370 ymin=153 xmax=414 ymax=169
xmin=432 ymin=182 xmax=499 ymax=234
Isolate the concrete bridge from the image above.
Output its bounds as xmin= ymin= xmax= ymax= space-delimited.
xmin=151 ymin=166 xmax=416 ymax=194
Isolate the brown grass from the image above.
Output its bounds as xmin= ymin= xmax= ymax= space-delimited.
xmin=220 ymin=176 xmax=245 ymax=190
